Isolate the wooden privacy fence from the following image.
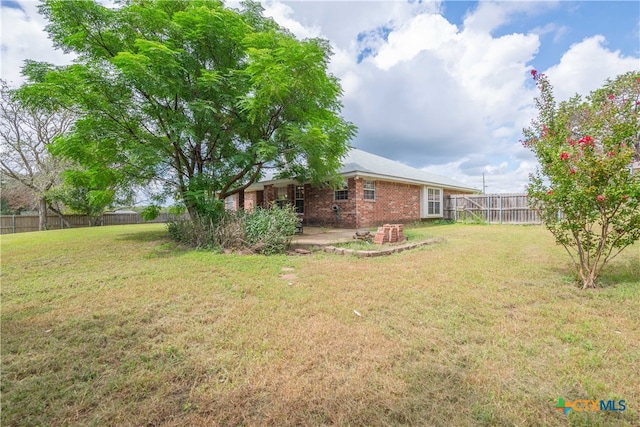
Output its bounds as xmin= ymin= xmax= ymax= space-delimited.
xmin=444 ymin=193 xmax=542 ymax=224
xmin=0 ymin=212 xmax=181 ymax=234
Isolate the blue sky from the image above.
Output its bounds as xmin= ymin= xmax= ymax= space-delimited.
xmin=481 ymin=2 xmax=639 ymax=70
xmin=1 ymin=0 xmax=639 ymax=192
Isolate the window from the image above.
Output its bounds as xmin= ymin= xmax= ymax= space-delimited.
xmin=334 ymin=187 xmax=348 ymax=200
xmin=295 ymin=185 xmax=304 ymax=213
xmin=363 ymin=180 xmax=375 ymax=200
xmin=276 ymin=187 xmax=288 ymax=208
xmin=427 ymin=188 xmax=441 ymax=216
xmin=225 ymin=195 xmax=234 ymax=210
xmin=276 ymin=187 xmax=288 ymax=201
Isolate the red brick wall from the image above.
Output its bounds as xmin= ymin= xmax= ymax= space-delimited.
xmin=265 ymin=185 xmax=276 ymax=205
xmin=302 ymin=178 xmax=421 ymax=228
xmin=304 ymin=179 xmax=358 ymax=227
xmin=355 ymin=179 xmax=420 ymax=228
xmin=244 ymin=179 xmax=453 ymax=228
xmin=244 ymin=192 xmax=257 ymax=210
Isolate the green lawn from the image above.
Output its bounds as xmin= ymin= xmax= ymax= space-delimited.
xmin=1 ymin=223 xmax=638 ymax=426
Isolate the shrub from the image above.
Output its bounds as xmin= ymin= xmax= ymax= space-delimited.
xmin=523 ymin=70 xmax=640 ymax=288
xmin=244 ymin=204 xmax=299 ymax=255
xmin=167 ymin=217 xmax=216 ymax=249
xmin=167 ymin=203 xmax=299 ymax=254
xmin=212 ymin=210 xmax=245 ymax=250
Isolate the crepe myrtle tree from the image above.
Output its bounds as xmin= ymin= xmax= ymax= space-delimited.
xmin=21 ymin=0 xmax=356 ymax=223
xmin=523 ymin=70 xmax=640 ymax=288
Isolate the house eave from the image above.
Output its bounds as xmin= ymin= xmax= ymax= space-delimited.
xmin=245 ymin=178 xmax=300 ymax=192
xmin=245 ymin=171 xmax=478 ymax=194
xmin=343 ymin=171 xmax=478 ymax=193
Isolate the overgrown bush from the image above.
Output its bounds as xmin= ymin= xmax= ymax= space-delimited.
xmin=212 ymin=210 xmax=245 ymax=249
xmin=167 ymin=217 xmax=217 ymax=249
xmin=244 ymin=204 xmax=299 ymax=255
xmin=166 ymin=203 xmax=299 ymax=254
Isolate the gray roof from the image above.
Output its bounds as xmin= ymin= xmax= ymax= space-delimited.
xmin=249 ymin=148 xmax=477 ymax=192
xmin=339 ymin=149 xmax=477 ymax=191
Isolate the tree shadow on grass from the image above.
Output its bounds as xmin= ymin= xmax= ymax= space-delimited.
xmin=546 ymin=255 xmax=639 ymax=289
xmin=116 ymin=229 xmax=169 ymax=243
xmin=115 ymin=229 xmax=192 ymax=259
xmin=142 ymin=242 xmax=191 ymax=259
xmin=598 ymin=258 xmax=640 ymax=287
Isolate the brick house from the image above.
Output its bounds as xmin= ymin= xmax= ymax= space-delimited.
xmin=240 ymin=148 xmax=477 ymax=229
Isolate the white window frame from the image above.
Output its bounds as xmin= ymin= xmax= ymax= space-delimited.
xmin=363 ymin=180 xmax=376 ymax=200
xmin=225 ymin=195 xmax=234 ymax=210
xmin=425 ymin=187 xmax=442 ymax=217
xmin=334 ymin=185 xmax=348 ymax=201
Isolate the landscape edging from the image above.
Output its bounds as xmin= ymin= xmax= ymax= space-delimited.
xmin=324 ymin=237 xmax=445 ymax=257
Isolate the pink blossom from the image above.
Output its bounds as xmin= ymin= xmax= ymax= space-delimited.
xmin=607 ymin=94 xmax=615 ymax=100
xmin=607 ymin=151 xmax=615 ymax=157
xmin=570 ymin=169 xmax=576 ymax=174
xmin=578 ymin=136 xmax=594 ymax=150
xmin=579 ymin=136 xmax=594 ymax=144
xmin=542 ymin=125 xmax=550 ymax=137
xmin=547 ymin=190 xmax=553 ymax=195
xmin=530 ymin=69 xmax=537 ymax=79
xmin=597 ymin=195 xmax=605 ymax=202
xmin=560 ymin=152 xmax=570 ymax=160
xmin=623 ymin=195 xmax=629 ymax=200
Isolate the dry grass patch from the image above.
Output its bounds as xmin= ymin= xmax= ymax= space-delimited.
xmin=1 ymin=223 xmax=638 ymax=426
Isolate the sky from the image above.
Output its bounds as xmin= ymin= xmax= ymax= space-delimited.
xmin=1 ymin=1 xmax=639 ymax=192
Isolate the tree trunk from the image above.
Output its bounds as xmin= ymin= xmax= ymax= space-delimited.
xmin=578 ymin=263 xmax=598 ymax=289
xmin=49 ymin=205 xmax=71 ymax=228
xmin=38 ymin=197 xmax=48 ymax=231
xmin=186 ymin=206 xmax=202 ymax=224
xmin=90 ymin=213 xmax=103 ymax=226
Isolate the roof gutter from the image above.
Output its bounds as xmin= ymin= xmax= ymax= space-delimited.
xmin=343 ymin=171 xmax=479 ymax=193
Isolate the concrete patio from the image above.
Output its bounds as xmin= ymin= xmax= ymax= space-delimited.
xmin=290 ymin=226 xmax=359 ymax=247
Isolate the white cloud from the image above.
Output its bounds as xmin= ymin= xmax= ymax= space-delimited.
xmin=280 ymin=0 xmax=443 ymax=48
xmin=262 ymin=1 xmax=322 ymax=40
xmin=425 ymin=157 xmax=537 ymax=194
xmin=530 ymin=22 xmax=568 ymax=44
xmin=1 ymin=0 xmax=638 ymax=193
xmin=462 ymin=1 xmax=554 ymax=35
xmin=0 ymin=2 xmax=74 ymax=85
xmin=544 ymin=35 xmax=640 ymax=101
xmin=260 ymin=1 xmax=578 ymax=194
xmin=372 ymin=13 xmax=458 ymax=70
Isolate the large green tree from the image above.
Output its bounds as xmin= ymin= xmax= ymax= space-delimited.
xmin=22 ymin=0 xmax=355 ymax=221
xmin=523 ymin=70 xmax=640 ymax=288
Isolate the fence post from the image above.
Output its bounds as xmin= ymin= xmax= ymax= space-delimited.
xmin=499 ymin=194 xmax=503 ymax=224
xmin=454 ymin=196 xmax=457 ymax=222
xmin=12 ymin=215 xmax=15 ymax=234
xmin=486 ymin=194 xmax=490 ymax=224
